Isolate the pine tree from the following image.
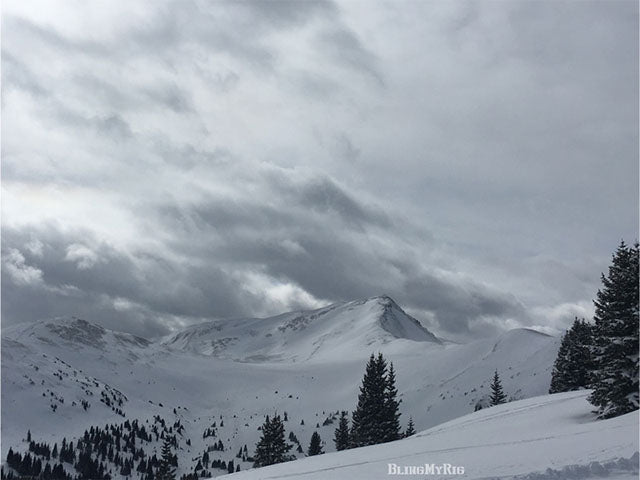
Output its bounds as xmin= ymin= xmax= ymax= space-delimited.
xmin=489 ymin=370 xmax=507 ymax=406
xmin=333 ymin=411 xmax=350 ymax=451
xmin=350 ymin=353 xmax=388 ymax=447
xmin=307 ymin=432 xmax=323 ymax=456
xmin=382 ymin=362 xmax=402 ymax=442
xmin=404 ymin=416 xmax=415 ymax=437
xmin=549 ymin=318 xmax=594 ymax=393
xmin=157 ymin=437 xmax=176 ymax=480
xmin=589 ymin=241 xmax=639 ymax=418
xmin=253 ymin=415 xmax=292 ymax=467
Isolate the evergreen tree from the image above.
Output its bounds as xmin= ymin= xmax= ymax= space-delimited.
xmin=404 ymin=416 xmax=415 ymax=437
xmin=157 ymin=437 xmax=176 ymax=480
xmin=489 ymin=370 xmax=507 ymax=406
xmin=307 ymin=432 xmax=323 ymax=456
xmin=333 ymin=411 xmax=350 ymax=451
xmin=253 ymin=415 xmax=292 ymax=467
xmin=589 ymin=241 xmax=639 ymax=418
xmin=382 ymin=362 xmax=402 ymax=442
xmin=350 ymin=353 xmax=388 ymax=447
xmin=549 ymin=318 xmax=594 ymax=393
xmin=350 ymin=353 xmax=402 ymax=447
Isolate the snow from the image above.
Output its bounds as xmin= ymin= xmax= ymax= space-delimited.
xmin=0 ymin=296 xmax=600 ymax=478
xmin=217 ymin=391 xmax=639 ymax=480
xmin=161 ymin=296 xmax=440 ymax=363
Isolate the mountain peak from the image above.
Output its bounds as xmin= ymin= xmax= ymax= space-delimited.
xmin=164 ymin=296 xmax=440 ymax=362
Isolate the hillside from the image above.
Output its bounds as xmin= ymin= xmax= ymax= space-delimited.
xmin=2 ymin=296 xmax=561 ymax=478
xmin=219 ymin=391 xmax=639 ymax=480
xmin=161 ymin=296 xmax=440 ymax=362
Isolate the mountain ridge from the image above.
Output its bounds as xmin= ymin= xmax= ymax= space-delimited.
xmin=160 ymin=295 xmax=441 ymax=362
xmin=2 ymin=296 xmax=561 ymax=479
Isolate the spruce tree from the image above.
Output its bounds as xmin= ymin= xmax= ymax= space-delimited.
xmin=350 ymin=353 xmax=402 ymax=447
xmin=253 ymin=415 xmax=292 ymax=467
xmin=589 ymin=241 xmax=639 ymax=418
xmin=404 ymin=416 xmax=415 ymax=437
xmin=549 ymin=318 xmax=594 ymax=393
xmin=333 ymin=411 xmax=350 ymax=451
xmin=157 ymin=437 xmax=176 ymax=480
xmin=307 ymin=432 xmax=323 ymax=456
xmin=350 ymin=353 xmax=388 ymax=447
xmin=382 ymin=362 xmax=402 ymax=442
xmin=489 ymin=370 xmax=507 ymax=406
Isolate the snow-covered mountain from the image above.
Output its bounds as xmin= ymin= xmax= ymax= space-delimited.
xmin=162 ymin=296 xmax=440 ymax=362
xmin=220 ymin=391 xmax=639 ymax=480
xmin=2 ymin=296 xmax=562 ymax=478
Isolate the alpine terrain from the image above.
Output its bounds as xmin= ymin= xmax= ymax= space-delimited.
xmin=2 ymin=296 xmax=564 ymax=479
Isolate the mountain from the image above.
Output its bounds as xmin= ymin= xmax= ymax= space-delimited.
xmin=162 ymin=295 xmax=440 ymax=362
xmin=221 ymin=391 xmax=639 ymax=480
xmin=1 ymin=296 xmax=562 ymax=479
xmin=3 ymin=316 xmax=152 ymax=358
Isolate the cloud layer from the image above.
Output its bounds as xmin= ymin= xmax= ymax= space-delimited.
xmin=2 ymin=0 xmax=638 ymax=340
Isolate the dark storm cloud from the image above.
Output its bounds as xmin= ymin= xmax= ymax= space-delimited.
xmin=133 ymin=171 xmax=527 ymax=336
xmin=1 ymin=225 xmax=254 ymax=337
xmin=266 ymin=174 xmax=391 ymax=229
xmin=2 ymin=0 xmax=636 ymax=340
xmin=402 ymin=272 xmax=527 ymax=335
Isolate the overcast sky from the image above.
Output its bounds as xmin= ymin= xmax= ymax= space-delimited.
xmin=2 ymin=0 xmax=638 ymax=341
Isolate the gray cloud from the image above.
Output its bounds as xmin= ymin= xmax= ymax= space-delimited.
xmin=1 ymin=225 xmax=254 ymax=337
xmin=1 ymin=0 xmax=636 ymax=341
xmin=316 ymin=27 xmax=384 ymax=86
xmin=1 ymin=51 xmax=49 ymax=97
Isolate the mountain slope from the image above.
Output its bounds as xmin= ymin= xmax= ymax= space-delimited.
xmin=219 ymin=391 xmax=639 ymax=480
xmin=3 ymin=316 xmax=152 ymax=361
xmin=162 ymin=296 xmax=440 ymax=362
xmin=2 ymin=296 xmax=562 ymax=478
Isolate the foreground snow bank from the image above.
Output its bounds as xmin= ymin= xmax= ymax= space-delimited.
xmin=219 ymin=391 xmax=638 ymax=480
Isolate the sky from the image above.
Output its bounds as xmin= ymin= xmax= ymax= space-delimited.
xmin=1 ymin=0 xmax=638 ymax=341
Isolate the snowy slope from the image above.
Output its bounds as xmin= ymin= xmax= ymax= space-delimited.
xmin=161 ymin=296 xmax=440 ymax=362
xmin=2 ymin=296 xmax=563 ymax=478
xmin=219 ymin=391 xmax=639 ymax=480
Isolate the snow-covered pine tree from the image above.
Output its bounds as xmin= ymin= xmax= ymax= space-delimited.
xmin=549 ymin=318 xmax=594 ymax=393
xmin=333 ymin=411 xmax=350 ymax=451
xmin=404 ymin=416 xmax=415 ymax=437
xmin=157 ymin=437 xmax=176 ymax=480
xmin=588 ymin=241 xmax=639 ymax=418
xmin=307 ymin=431 xmax=324 ymax=456
xmin=489 ymin=370 xmax=507 ymax=406
xmin=382 ymin=362 xmax=402 ymax=442
xmin=253 ymin=415 xmax=292 ymax=467
xmin=350 ymin=353 xmax=388 ymax=447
